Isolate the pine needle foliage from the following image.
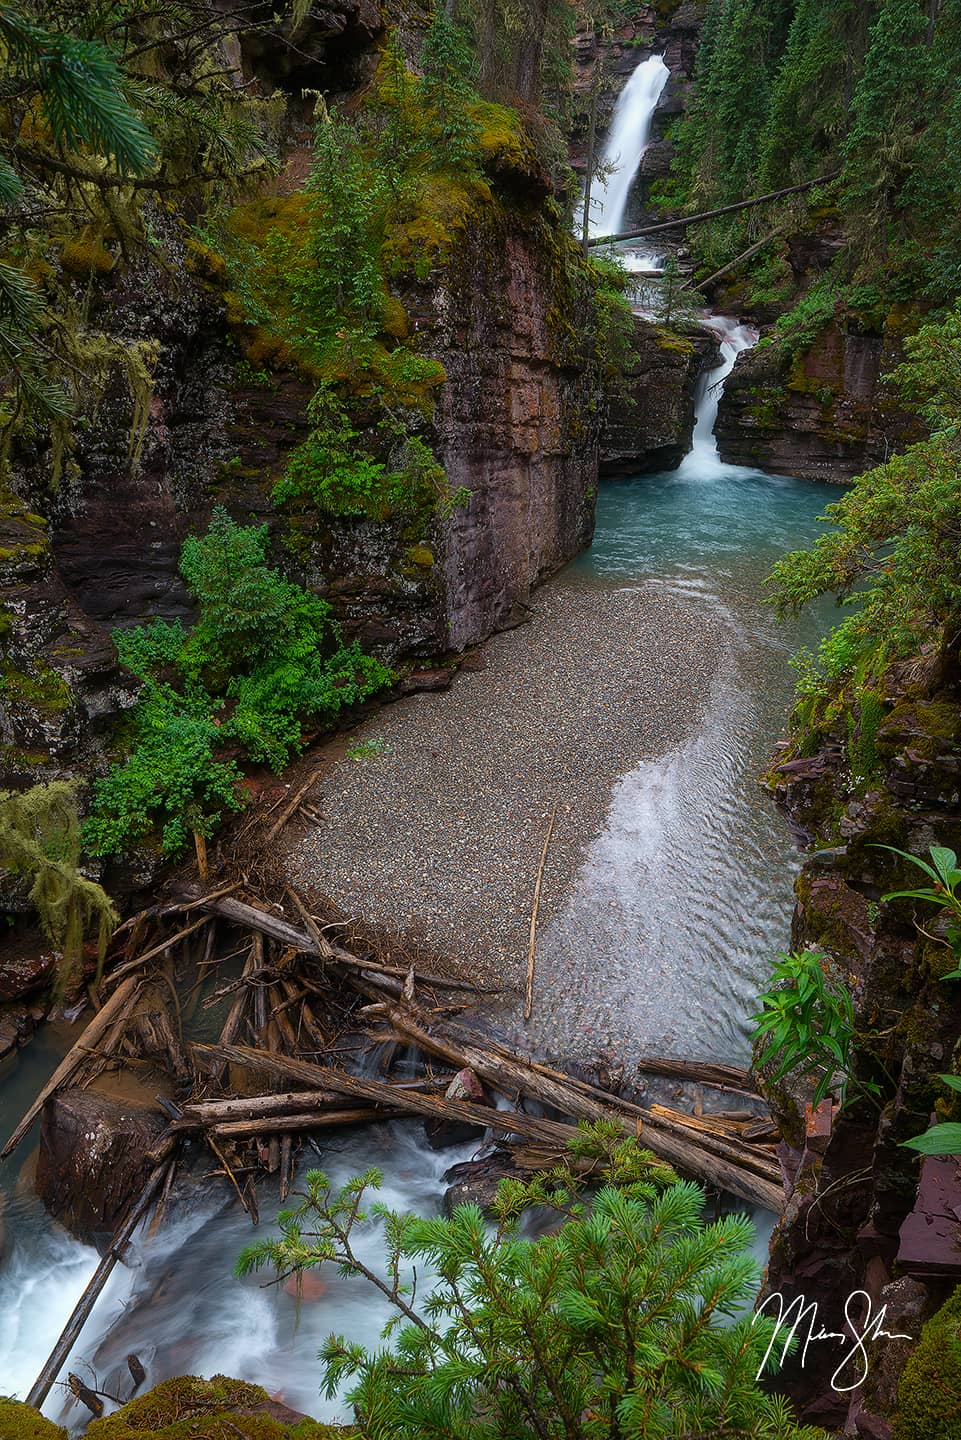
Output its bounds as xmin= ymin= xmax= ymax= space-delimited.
xmin=237 ymin=1127 xmax=826 ymax=1440
xmin=0 ymin=780 xmax=117 ymax=980
xmin=0 ymin=0 xmax=283 ymax=481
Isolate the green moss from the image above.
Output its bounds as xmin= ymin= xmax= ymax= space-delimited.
xmin=405 ymin=544 xmax=434 ymax=568
xmin=0 ymin=1399 xmax=67 ymax=1439
xmin=60 ymin=231 xmax=115 ymax=275
xmin=894 ymin=1285 xmax=961 ymax=1439
xmin=0 ymin=663 xmax=72 ymax=714
xmin=654 ymin=331 xmax=694 ymax=357
xmin=85 ymin=1375 xmax=351 ymax=1440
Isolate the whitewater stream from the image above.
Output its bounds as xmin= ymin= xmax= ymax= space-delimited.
xmin=0 ymin=54 xmax=834 ymax=1430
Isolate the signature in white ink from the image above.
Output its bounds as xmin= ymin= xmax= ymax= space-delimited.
xmin=752 ymin=1290 xmax=913 ymax=1392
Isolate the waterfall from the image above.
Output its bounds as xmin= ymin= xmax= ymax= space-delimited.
xmin=588 ymin=55 xmax=670 ymax=243
xmin=678 ymin=318 xmax=758 ymax=478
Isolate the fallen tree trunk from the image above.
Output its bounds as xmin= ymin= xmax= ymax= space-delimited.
xmin=26 ymin=1156 xmax=173 ymax=1408
xmin=635 ymin=1056 xmax=756 ymax=1093
xmin=587 ymin=172 xmax=840 ymax=246
xmin=1 ymin=975 xmax=143 ymax=1159
xmin=192 ymin=1042 xmax=783 ymax=1211
xmin=209 ymin=1107 xmax=408 ymax=1139
xmin=193 ymin=1042 xmax=586 ymax=1148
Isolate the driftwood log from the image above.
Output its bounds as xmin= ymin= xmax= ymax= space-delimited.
xmin=192 ymin=1041 xmax=783 ymax=1211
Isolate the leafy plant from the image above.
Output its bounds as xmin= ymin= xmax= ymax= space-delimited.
xmin=85 ymin=510 xmax=391 ymax=857
xmin=236 ymin=1129 xmax=824 ymax=1440
xmin=752 ymin=948 xmax=859 ymax=1108
xmin=878 ymin=846 xmax=961 ymax=1157
xmin=880 ymin=844 xmax=961 ymax=970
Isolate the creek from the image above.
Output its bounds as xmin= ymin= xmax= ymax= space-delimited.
xmin=1 ymin=57 xmax=835 ymax=1431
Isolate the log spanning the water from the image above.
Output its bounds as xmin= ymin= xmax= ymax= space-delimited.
xmin=26 ymin=1153 xmax=174 ymax=1409
xmin=1 ymin=974 xmax=142 ymax=1159
xmin=634 ymin=1056 xmax=757 ymax=1093
xmin=192 ymin=1042 xmax=783 ymax=1212
xmin=586 ymin=172 xmax=840 ymax=248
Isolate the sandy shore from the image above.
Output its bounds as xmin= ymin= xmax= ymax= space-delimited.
xmin=288 ymin=575 xmax=729 ymax=997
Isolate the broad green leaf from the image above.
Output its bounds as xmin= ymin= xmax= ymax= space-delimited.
xmin=902 ymin=1123 xmax=961 ymax=1155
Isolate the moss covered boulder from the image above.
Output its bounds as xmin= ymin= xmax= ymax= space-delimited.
xmin=83 ymin=1376 xmax=350 ymax=1440
xmin=894 ymin=1283 xmax=961 ymax=1440
xmin=0 ymin=1399 xmax=67 ymax=1439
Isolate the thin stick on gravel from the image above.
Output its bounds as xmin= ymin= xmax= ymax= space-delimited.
xmin=525 ymin=803 xmax=557 ymax=1022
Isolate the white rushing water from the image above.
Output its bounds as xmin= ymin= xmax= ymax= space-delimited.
xmin=679 ymin=318 xmax=759 ymax=476
xmin=588 ymin=54 xmax=669 ymax=245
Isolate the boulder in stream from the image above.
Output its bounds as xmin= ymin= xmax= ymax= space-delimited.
xmin=35 ymin=1087 xmax=166 ymax=1245
xmin=425 ymin=1067 xmax=492 ymax=1150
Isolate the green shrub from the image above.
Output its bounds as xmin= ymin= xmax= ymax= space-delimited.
xmin=237 ymin=1129 xmax=827 ymax=1440
xmin=84 ymin=510 xmax=391 ymax=857
xmin=894 ymin=1284 xmax=961 ymax=1440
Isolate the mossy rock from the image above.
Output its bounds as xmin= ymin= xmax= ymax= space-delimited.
xmin=84 ymin=1375 xmax=350 ymax=1440
xmin=894 ymin=1284 xmax=961 ymax=1439
xmin=0 ymin=1399 xmax=67 ymax=1439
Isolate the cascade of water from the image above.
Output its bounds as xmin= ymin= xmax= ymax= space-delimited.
xmin=588 ymin=55 xmax=669 ymax=245
xmin=678 ymin=318 xmax=758 ymax=478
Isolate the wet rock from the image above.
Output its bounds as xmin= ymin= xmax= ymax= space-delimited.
xmin=715 ymin=317 xmax=923 ymax=484
xmin=0 ymin=945 xmax=55 ymax=1003
xmin=600 ymin=319 xmax=716 ymax=477
xmin=443 ymin=1150 xmax=517 ymax=1214
xmin=398 ymin=667 xmax=455 ymax=696
xmin=426 ymin=1067 xmax=492 ymax=1150
xmin=35 ymin=1088 xmax=166 ymax=1245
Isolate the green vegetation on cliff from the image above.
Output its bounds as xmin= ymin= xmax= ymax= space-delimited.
xmin=84 ymin=510 xmax=390 ymax=858
xmin=666 ymin=0 xmax=961 ymax=308
xmin=770 ymin=304 xmax=961 ymax=765
xmin=894 ymin=1283 xmax=961 ymax=1440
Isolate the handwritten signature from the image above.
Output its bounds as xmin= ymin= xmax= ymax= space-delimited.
xmin=752 ymin=1290 xmax=913 ymax=1392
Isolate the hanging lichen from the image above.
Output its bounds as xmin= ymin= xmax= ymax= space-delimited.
xmin=0 ymin=781 xmax=118 ymax=987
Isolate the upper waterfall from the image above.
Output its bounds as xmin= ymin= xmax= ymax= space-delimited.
xmin=588 ymin=54 xmax=670 ymax=241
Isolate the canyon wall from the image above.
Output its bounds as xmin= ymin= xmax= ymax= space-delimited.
xmin=760 ymin=646 xmax=961 ymax=1435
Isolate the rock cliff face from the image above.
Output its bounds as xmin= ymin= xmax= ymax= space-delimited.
xmin=714 ymin=315 xmax=923 ymax=484
xmin=1 ymin=96 xmax=604 ymax=798
xmin=760 ymin=647 xmax=961 ymax=1433
xmin=601 ymin=318 xmax=715 ymax=476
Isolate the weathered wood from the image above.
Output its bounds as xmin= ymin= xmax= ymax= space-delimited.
xmin=204 ymin=894 xmax=490 ymax=994
xmin=264 ymin=770 xmax=322 ymax=844
xmin=105 ymin=915 xmax=211 ymax=986
xmin=210 ymin=1107 xmax=408 ymax=1139
xmin=587 ymin=172 xmax=840 ymax=246
xmin=635 ymin=1056 xmax=756 ymax=1093
xmin=373 ymin=1007 xmax=782 ymax=1208
xmin=279 ymin=1133 xmax=293 ymax=1202
xmin=1 ymin=974 xmax=142 ymax=1159
xmin=526 ymin=803 xmax=557 ymax=1022
xmin=192 ymin=1042 xmax=783 ymax=1210
xmin=26 ymin=1157 xmax=172 ymax=1407
xmin=679 ymin=227 xmax=783 ymax=294
xmin=192 ymin=1042 xmax=584 ymax=1147
xmin=208 ymin=938 xmax=259 ymax=1088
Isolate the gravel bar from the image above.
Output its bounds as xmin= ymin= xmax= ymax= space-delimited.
xmin=288 ymin=576 xmax=729 ymax=999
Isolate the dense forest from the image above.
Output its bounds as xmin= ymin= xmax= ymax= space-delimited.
xmin=2 ymin=0 xmax=961 ymax=1438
